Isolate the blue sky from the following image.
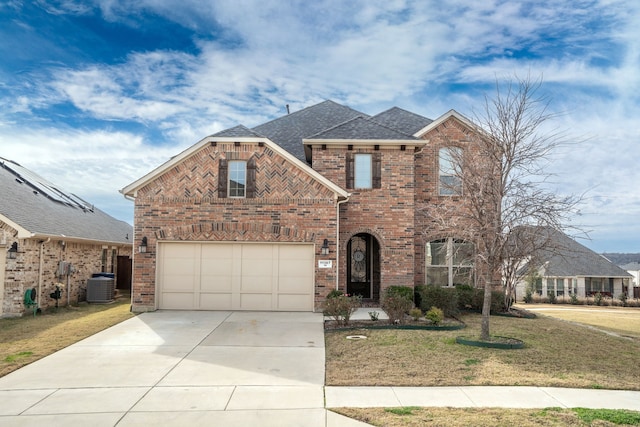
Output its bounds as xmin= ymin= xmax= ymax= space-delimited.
xmin=1 ymin=0 xmax=639 ymax=253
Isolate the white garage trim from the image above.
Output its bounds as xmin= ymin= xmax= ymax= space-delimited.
xmin=157 ymin=242 xmax=315 ymax=311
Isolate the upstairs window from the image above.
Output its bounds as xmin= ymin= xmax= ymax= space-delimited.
xmin=439 ymin=147 xmax=462 ymax=196
xmin=354 ymin=154 xmax=372 ymax=189
xmin=228 ymin=161 xmax=246 ymax=198
xmin=218 ymin=157 xmax=256 ymax=198
xmin=346 ymin=152 xmax=381 ymax=189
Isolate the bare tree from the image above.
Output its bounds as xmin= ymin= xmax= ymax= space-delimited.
xmin=421 ymin=75 xmax=581 ymax=341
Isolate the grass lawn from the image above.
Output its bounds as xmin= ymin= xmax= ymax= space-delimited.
xmin=327 ymin=308 xmax=640 ymax=426
xmin=0 ymin=295 xmax=134 ymax=377
xmin=519 ymin=304 xmax=640 ymax=340
xmin=325 ymin=312 xmax=640 ymax=390
xmin=332 ymin=407 xmax=640 ymax=427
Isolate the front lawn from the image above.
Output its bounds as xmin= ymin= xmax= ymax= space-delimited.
xmin=325 ymin=312 xmax=640 ymax=390
xmin=0 ymin=296 xmax=134 ymax=377
xmin=332 ymin=407 xmax=640 ymax=427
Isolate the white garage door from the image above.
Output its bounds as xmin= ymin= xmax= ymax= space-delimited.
xmin=157 ymin=242 xmax=315 ymax=311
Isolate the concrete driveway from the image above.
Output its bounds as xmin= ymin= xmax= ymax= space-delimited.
xmin=0 ymin=310 xmax=359 ymax=426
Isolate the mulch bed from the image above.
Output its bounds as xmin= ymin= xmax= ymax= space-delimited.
xmin=324 ymin=317 xmax=465 ymax=331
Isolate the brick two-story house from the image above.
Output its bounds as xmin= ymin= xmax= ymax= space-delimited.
xmin=121 ymin=100 xmax=480 ymax=312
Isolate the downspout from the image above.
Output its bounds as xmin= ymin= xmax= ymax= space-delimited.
xmin=38 ymin=238 xmax=50 ymax=309
xmin=336 ymin=196 xmax=350 ymax=290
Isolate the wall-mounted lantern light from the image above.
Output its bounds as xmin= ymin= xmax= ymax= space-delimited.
xmin=7 ymin=242 xmax=18 ymax=259
xmin=321 ymin=239 xmax=329 ymax=256
xmin=139 ymin=237 xmax=148 ymax=254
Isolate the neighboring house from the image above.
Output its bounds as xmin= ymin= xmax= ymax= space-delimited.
xmin=514 ymin=227 xmax=632 ymax=301
xmin=0 ymin=158 xmax=133 ymax=317
xmin=121 ymin=100 xmax=491 ymax=313
xmin=620 ymin=262 xmax=640 ymax=298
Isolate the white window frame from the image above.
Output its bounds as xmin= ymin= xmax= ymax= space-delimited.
xmin=425 ymin=237 xmax=474 ymax=287
xmin=354 ymin=154 xmax=372 ymax=189
xmin=228 ymin=160 xmax=247 ymax=198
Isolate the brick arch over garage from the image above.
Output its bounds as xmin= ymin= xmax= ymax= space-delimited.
xmin=155 ymin=222 xmax=317 ymax=243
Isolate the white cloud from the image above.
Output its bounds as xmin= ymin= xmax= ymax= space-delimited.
xmin=0 ymin=126 xmax=191 ymax=223
xmin=2 ymin=0 xmax=639 ymax=250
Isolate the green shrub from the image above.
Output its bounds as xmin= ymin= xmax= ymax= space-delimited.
xmin=409 ymin=307 xmax=422 ymax=321
xmin=570 ymin=293 xmax=579 ymax=305
xmin=327 ymin=289 xmax=344 ymax=299
xmin=323 ymin=294 xmax=361 ymax=326
xmin=619 ymin=293 xmax=628 ymax=307
xmin=547 ymin=292 xmax=557 ymax=304
xmin=469 ymin=288 xmax=507 ymax=313
xmin=594 ymin=292 xmax=604 ymax=306
xmin=381 ymin=293 xmax=414 ymax=325
xmin=415 ymin=285 xmax=459 ymax=318
xmin=386 ymin=286 xmax=414 ymax=302
xmin=455 ymin=284 xmax=475 ymax=309
xmin=425 ymin=307 xmax=444 ymax=325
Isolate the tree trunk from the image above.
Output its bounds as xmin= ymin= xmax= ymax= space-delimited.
xmin=480 ymin=280 xmax=492 ymax=341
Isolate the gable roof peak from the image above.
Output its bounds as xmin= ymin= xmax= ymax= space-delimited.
xmin=211 ymin=124 xmax=265 ymax=138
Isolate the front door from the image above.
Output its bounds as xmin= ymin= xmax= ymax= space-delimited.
xmin=347 ymin=234 xmax=380 ymax=300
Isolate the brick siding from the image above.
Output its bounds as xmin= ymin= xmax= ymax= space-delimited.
xmin=132 ymin=142 xmax=339 ymax=312
xmin=1 ymin=233 xmax=132 ymax=317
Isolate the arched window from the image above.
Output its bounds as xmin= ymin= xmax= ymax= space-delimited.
xmin=426 ymin=238 xmax=474 ymax=287
xmin=439 ymin=147 xmax=462 ymax=195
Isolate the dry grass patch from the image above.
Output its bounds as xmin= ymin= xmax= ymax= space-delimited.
xmin=325 ymin=313 xmax=640 ymax=390
xmin=0 ymin=296 xmax=134 ymax=377
xmin=520 ymin=305 xmax=640 ymax=339
xmin=332 ymin=407 xmax=640 ymax=427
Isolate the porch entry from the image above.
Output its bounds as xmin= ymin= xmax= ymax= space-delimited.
xmin=347 ymin=233 xmax=380 ymax=301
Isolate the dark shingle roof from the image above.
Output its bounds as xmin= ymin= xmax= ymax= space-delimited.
xmin=306 ymin=116 xmax=418 ymax=140
xmin=211 ymin=125 xmax=265 ymax=138
xmin=252 ymin=100 xmax=366 ymax=161
xmin=371 ymin=107 xmax=433 ymax=135
xmin=0 ymin=158 xmax=132 ymax=244
xmin=522 ymin=227 xmax=632 ymax=278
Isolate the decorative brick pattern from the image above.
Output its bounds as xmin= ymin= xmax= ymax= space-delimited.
xmin=132 ymin=142 xmax=339 ymax=312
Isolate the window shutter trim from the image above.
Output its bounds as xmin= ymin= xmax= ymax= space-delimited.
xmin=246 ymin=156 xmax=256 ymax=198
xmin=373 ymin=153 xmax=382 ymax=189
xmin=218 ymin=158 xmax=228 ymax=198
xmin=346 ymin=152 xmax=354 ymax=189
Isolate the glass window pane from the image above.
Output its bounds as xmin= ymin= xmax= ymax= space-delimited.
xmin=427 ymin=241 xmax=447 ymax=266
xmin=439 ymin=148 xmax=462 ymax=195
xmin=452 ymin=241 xmax=474 ymax=266
xmin=229 ymin=161 xmax=246 ymax=197
xmin=452 ymin=267 xmax=473 ymax=287
xmin=354 ymin=154 xmax=372 ymax=189
xmin=426 ymin=267 xmax=448 ymax=287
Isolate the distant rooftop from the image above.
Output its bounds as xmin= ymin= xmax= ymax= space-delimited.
xmin=0 ymin=157 xmax=132 ymax=244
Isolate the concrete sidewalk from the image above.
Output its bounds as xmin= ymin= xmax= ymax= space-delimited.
xmin=1 ymin=310 xmax=639 ymax=427
xmin=326 ymin=386 xmax=640 ymax=411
